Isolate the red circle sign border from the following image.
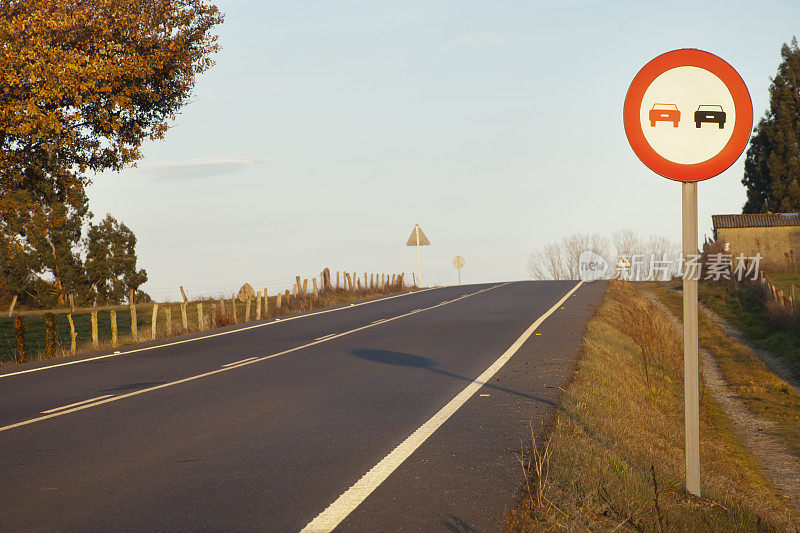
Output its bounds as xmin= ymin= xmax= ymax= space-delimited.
xmin=623 ymin=49 xmax=752 ymax=182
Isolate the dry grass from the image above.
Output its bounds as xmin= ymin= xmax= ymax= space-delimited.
xmin=1 ymin=284 xmax=413 ymax=366
xmin=505 ymin=280 xmax=797 ymax=532
xmin=650 ymin=282 xmax=800 ymax=458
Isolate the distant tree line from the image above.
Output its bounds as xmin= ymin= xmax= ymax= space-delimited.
xmin=0 ymin=210 xmax=149 ymax=308
xmin=528 ymin=231 xmax=678 ymax=280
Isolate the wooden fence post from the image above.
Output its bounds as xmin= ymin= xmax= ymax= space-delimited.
xmin=370 ymin=273 xmax=374 ymax=288
xmin=312 ymin=278 xmax=318 ymax=298
xmin=13 ymin=315 xmax=25 ymax=363
xmin=180 ymin=286 xmax=189 ymax=304
xmin=165 ymin=307 xmax=173 ymax=335
xmin=276 ymin=293 xmax=282 ymax=311
xmin=344 ymin=272 xmax=351 ymax=290
xmin=357 ymin=279 xmax=362 ymax=290
xmin=264 ymin=289 xmax=269 ymax=316
xmin=197 ymin=302 xmax=205 ymax=331
xmin=336 ymin=271 xmax=340 ymax=289
xmin=8 ymin=294 xmax=17 ymax=317
xmin=302 ymin=279 xmax=308 ymax=295
xmin=256 ymin=291 xmax=262 ymax=320
xmin=67 ymin=314 xmax=77 ymax=355
xmin=110 ymin=310 xmax=118 ymax=348
xmin=129 ymin=289 xmax=138 ymax=341
xmin=231 ymin=295 xmax=238 ymax=324
xmin=296 ymin=276 xmax=303 ymax=296
xmin=245 ymin=298 xmax=251 ymax=322
xmin=44 ymin=312 xmax=56 ymax=359
xmin=91 ymin=310 xmax=99 ymax=349
xmin=151 ymin=303 xmax=159 ymax=340
xmin=210 ymin=303 xmax=216 ymax=329
xmin=181 ymin=303 xmax=188 ymax=331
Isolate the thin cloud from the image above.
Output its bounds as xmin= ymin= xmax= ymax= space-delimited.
xmin=131 ymin=157 xmax=277 ymax=181
xmin=450 ymin=31 xmax=503 ymax=48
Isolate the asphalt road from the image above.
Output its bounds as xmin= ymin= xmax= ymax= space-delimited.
xmin=0 ymin=280 xmax=606 ymax=532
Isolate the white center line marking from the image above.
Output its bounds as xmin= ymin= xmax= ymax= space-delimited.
xmin=299 ymin=281 xmax=583 ymax=533
xmin=0 ymin=288 xmax=440 ymax=379
xmin=370 ymin=319 xmax=385 ymax=324
xmin=41 ymin=395 xmax=114 ymax=414
xmin=0 ymin=284 xmax=507 ymax=434
xmin=221 ymin=357 xmax=258 ymax=368
xmin=314 ymin=333 xmax=337 ymax=341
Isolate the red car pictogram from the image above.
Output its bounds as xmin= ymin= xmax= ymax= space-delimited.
xmin=649 ymin=103 xmax=680 ymax=127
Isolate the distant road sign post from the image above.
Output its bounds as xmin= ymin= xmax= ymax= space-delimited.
xmin=452 ymin=256 xmax=465 ymax=285
xmin=624 ymin=49 xmax=752 ymax=497
xmin=406 ymin=224 xmax=430 ymax=287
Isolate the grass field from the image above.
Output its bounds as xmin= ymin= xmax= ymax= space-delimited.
xmin=765 ymin=272 xmax=800 ymax=295
xmin=505 ymin=281 xmax=797 ymax=531
xmin=0 ymin=284 xmax=411 ymax=365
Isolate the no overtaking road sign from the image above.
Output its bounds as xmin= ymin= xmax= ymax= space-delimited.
xmin=623 ymin=49 xmax=752 ymax=499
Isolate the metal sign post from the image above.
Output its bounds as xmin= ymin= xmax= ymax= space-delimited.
xmin=452 ymin=256 xmax=465 ymax=285
xmin=415 ymin=226 xmax=422 ymax=286
xmin=682 ymin=181 xmax=700 ymax=495
xmin=624 ymin=49 xmax=752 ymax=497
xmin=406 ymin=224 xmax=431 ymax=288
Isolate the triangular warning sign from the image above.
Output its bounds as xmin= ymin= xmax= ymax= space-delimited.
xmin=406 ymin=224 xmax=431 ymax=246
xmin=616 ymin=254 xmax=632 ymax=269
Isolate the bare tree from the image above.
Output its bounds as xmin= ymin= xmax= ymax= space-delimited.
xmin=529 ymin=230 xmax=678 ymax=281
xmin=529 ymin=233 xmax=611 ymax=280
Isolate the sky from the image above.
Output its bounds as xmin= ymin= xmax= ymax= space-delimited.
xmin=86 ymin=0 xmax=800 ymax=300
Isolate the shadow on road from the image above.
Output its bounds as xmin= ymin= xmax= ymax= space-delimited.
xmin=351 ymin=349 xmax=554 ymax=406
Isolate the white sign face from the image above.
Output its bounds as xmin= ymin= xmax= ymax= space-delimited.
xmin=624 ymin=49 xmax=752 ymax=182
xmin=640 ymin=66 xmax=735 ymax=165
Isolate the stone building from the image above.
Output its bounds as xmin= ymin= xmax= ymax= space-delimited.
xmin=712 ymin=213 xmax=800 ymax=272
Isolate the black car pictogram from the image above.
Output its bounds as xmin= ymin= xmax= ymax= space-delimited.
xmin=694 ymin=105 xmax=726 ymax=129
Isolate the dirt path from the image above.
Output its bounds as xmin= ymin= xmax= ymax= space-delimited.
xmin=643 ymin=290 xmax=800 ymax=509
xmin=700 ymin=304 xmax=800 ymax=394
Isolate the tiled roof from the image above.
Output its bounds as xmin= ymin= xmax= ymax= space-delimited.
xmin=712 ymin=213 xmax=800 ymax=229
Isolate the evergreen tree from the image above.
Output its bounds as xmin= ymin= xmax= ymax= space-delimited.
xmin=85 ymin=215 xmax=148 ymax=305
xmin=742 ymin=38 xmax=800 ymax=213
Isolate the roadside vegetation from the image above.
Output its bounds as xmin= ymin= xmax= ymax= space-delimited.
xmin=0 ymin=284 xmax=414 ymax=366
xmin=764 ymin=273 xmax=800 ymax=296
xmin=690 ymin=278 xmax=800 ymax=382
xmin=506 ymin=280 xmax=797 ymax=531
xmin=651 ymin=281 xmax=800 ymax=458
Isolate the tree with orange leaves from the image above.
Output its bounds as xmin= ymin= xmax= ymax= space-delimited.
xmin=0 ymin=0 xmax=223 ymax=304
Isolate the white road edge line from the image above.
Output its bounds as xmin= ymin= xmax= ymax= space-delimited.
xmin=41 ymin=394 xmax=115 ymax=414
xmin=0 ymin=283 xmax=508 ymax=434
xmin=299 ymin=281 xmax=584 ymax=533
xmin=221 ymin=357 xmax=258 ymax=368
xmin=0 ymin=287 xmax=442 ymax=380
